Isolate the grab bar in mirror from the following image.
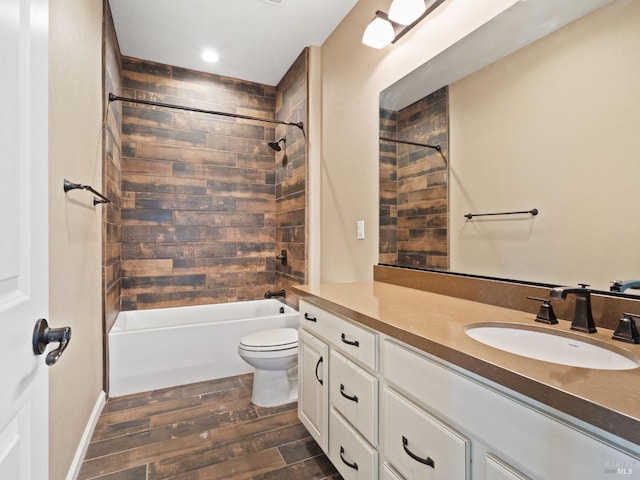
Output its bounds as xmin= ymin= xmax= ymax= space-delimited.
xmin=464 ymin=208 xmax=538 ymax=220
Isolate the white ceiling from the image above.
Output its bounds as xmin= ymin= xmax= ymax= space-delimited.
xmin=108 ymin=0 xmax=359 ymax=86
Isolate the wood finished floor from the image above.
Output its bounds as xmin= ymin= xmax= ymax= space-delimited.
xmin=78 ymin=374 xmax=342 ymax=480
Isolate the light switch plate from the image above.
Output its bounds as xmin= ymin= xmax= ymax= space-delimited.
xmin=357 ymin=220 xmax=365 ymax=239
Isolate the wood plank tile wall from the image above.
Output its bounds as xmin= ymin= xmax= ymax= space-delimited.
xmin=120 ymin=54 xmax=307 ymax=310
xmin=379 ymin=86 xmax=449 ymax=269
xmin=379 ymin=108 xmax=399 ymax=265
xmin=274 ymin=50 xmax=308 ymax=307
xmin=102 ymin=1 xmax=123 ymax=391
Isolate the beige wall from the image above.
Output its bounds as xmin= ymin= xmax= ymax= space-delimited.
xmin=318 ymin=0 xmax=517 ymax=282
xmin=449 ymin=0 xmax=639 ymax=290
xmin=49 ymin=0 xmax=104 ymax=478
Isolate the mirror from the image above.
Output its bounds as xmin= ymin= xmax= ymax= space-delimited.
xmin=379 ymin=0 xmax=640 ymax=295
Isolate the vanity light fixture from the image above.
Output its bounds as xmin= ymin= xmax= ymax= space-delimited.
xmin=362 ymin=0 xmax=445 ymax=49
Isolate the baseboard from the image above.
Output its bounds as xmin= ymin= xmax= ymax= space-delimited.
xmin=66 ymin=390 xmax=106 ymax=480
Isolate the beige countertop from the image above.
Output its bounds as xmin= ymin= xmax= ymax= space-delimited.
xmin=292 ymin=281 xmax=640 ymax=448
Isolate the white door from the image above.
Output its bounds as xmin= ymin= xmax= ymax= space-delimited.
xmin=0 ymin=0 xmax=50 ymax=478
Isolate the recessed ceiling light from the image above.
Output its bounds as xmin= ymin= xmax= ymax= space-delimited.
xmin=201 ymin=49 xmax=219 ymax=63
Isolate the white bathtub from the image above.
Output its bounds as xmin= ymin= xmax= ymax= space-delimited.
xmin=108 ymin=299 xmax=298 ymax=397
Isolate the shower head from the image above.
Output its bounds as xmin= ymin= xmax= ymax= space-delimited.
xmin=268 ymin=137 xmax=286 ymax=152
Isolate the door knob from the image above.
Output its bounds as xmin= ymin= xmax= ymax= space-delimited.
xmin=32 ymin=318 xmax=71 ymax=366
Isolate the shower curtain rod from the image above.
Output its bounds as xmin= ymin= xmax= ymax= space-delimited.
xmin=379 ymin=136 xmax=441 ymax=152
xmin=108 ymin=93 xmax=305 ymax=135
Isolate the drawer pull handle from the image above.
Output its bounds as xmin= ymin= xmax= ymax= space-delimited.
xmin=339 ymin=446 xmax=359 ymax=471
xmin=315 ymin=356 xmax=324 ymax=385
xmin=341 ymin=333 xmax=360 ymax=347
xmin=304 ymin=313 xmax=317 ymax=322
xmin=340 ymin=384 xmax=359 ymax=403
xmin=402 ymin=436 xmax=435 ymax=469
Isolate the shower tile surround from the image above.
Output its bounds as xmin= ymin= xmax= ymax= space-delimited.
xmin=116 ymin=53 xmax=308 ymax=311
xmin=103 ymin=2 xmax=123 ymax=391
xmin=379 ymin=87 xmax=449 ymax=269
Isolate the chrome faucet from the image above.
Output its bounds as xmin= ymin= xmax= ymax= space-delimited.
xmin=549 ymin=285 xmax=597 ymax=333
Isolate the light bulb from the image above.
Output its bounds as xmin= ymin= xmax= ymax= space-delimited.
xmin=362 ymin=16 xmax=395 ymax=49
xmin=389 ymin=0 xmax=426 ymax=25
xmin=201 ymin=49 xmax=219 ymax=63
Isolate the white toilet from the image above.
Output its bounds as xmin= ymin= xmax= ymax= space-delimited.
xmin=238 ymin=327 xmax=299 ymax=407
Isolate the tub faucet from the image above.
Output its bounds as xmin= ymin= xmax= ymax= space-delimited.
xmin=610 ymin=280 xmax=640 ymax=293
xmin=549 ymin=285 xmax=597 ymax=333
xmin=265 ymin=289 xmax=286 ymax=299
xmin=276 ymin=250 xmax=287 ymax=265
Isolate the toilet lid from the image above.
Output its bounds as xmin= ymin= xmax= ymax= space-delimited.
xmin=240 ymin=328 xmax=298 ymax=351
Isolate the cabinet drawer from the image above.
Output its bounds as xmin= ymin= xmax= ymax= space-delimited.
xmin=329 ymin=407 xmax=378 ymax=480
xmin=299 ymin=300 xmax=325 ymax=336
xmin=383 ymin=387 xmax=469 ymax=480
xmin=300 ymin=300 xmax=377 ymax=371
xmin=329 ymin=350 xmax=378 ymax=446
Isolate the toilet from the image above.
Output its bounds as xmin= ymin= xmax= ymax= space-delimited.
xmin=238 ymin=327 xmax=298 ymax=407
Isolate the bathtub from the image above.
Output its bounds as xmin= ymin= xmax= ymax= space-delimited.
xmin=108 ymin=299 xmax=298 ymax=397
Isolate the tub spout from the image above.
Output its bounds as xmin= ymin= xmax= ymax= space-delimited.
xmin=265 ymin=289 xmax=286 ymax=299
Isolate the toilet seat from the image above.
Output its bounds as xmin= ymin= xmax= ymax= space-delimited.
xmin=239 ymin=328 xmax=298 ymax=353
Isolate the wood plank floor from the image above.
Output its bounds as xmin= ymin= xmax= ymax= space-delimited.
xmin=78 ymin=374 xmax=342 ymax=480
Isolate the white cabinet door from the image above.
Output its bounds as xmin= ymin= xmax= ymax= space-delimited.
xmin=298 ymin=328 xmax=329 ymax=452
xmin=0 ymin=0 xmax=50 ymax=478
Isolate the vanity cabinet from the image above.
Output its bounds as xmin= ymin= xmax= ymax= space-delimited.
xmin=383 ymin=339 xmax=638 ymax=480
xmin=298 ymin=299 xmax=639 ymax=480
xmin=299 ymin=300 xmax=379 ymax=479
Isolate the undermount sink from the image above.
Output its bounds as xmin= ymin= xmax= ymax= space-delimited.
xmin=465 ymin=322 xmax=640 ymax=370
